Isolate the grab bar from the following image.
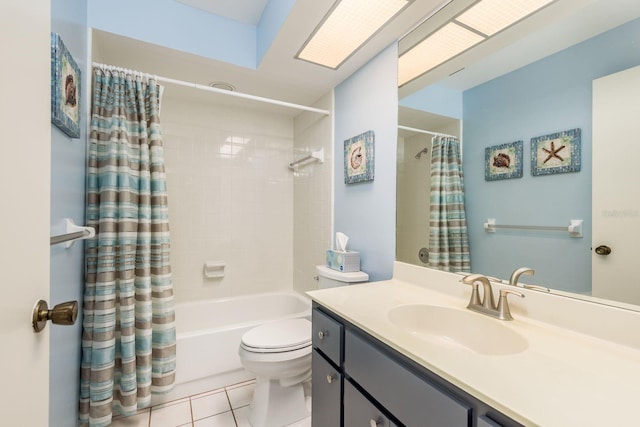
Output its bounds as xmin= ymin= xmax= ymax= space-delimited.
xmin=50 ymin=219 xmax=95 ymax=248
xmin=289 ymin=148 xmax=324 ymax=170
xmin=484 ymin=218 xmax=583 ymax=238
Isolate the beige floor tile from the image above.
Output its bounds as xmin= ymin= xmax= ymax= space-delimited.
xmin=231 ymin=405 xmax=251 ymax=427
xmin=193 ymin=410 xmax=237 ymax=427
xmin=285 ymin=416 xmax=312 ymax=427
xmin=150 ymin=400 xmax=192 ymax=427
xmin=226 ymin=383 xmax=254 ymax=409
xmin=191 ymin=390 xmax=231 ymax=420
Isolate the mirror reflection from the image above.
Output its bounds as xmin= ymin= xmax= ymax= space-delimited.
xmin=397 ymin=0 xmax=640 ymax=308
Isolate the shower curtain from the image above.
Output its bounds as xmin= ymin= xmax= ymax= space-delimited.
xmin=429 ymin=136 xmax=471 ymax=273
xmin=79 ymin=66 xmax=176 ymax=427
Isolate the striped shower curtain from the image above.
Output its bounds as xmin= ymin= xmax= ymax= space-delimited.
xmin=79 ymin=67 xmax=176 ymax=427
xmin=429 ymin=136 xmax=471 ymax=273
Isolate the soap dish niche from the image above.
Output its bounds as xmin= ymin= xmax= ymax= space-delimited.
xmin=204 ymin=261 xmax=225 ymax=279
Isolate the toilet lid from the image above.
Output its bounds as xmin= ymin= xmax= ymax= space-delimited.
xmin=241 ymin=318 xmax=311 ymax=352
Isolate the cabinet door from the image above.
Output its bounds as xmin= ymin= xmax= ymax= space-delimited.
xmin=344 ymin=380 xmax=397 ymax=427
xmin=478 ymin=416 xmax=503 ymax=427
xmin=312 ymin=349 xmax=342 ymax=426
xmin=345 ymin=329 xmax=471 ymax=427
xmin=312 ymin=308 xmax=344 ymax=366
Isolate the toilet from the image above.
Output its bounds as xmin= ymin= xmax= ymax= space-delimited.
xmin=238 ymin=265 xmax=368 ymax=427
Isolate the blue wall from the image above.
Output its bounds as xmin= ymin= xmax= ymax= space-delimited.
xmin=257 ymin=0 xmax=297 ymax=64
xmin=89 ymin=0 xmax=256 ymax=68
xmin=89 ymin=0 xmax=296 ymax=69
xmin=50 ymin=1 xmax=88 ymax=425
xmin=334 ymin=44 xmax=398 ymax=281
xmin=400 ymin=83 xmax=463 ymax=119
xmin=463 ymin=18 xmax=640 ymax=293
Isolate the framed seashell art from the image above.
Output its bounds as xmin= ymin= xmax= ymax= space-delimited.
xmin=51 ymin=33 xmax=81 ymax=138
xmin=484 ymin=140 xmax=523 ymax=181
xmin=344 ymin=130 xmax=375 ymax=184
xmin=530 ymin=128 xmax=581 ymax=176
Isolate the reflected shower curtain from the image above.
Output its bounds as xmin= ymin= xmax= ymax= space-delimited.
xmin=80 ymin=66 xmax=176 ymax=427
xmin=429 ymin=136 xmax=470 ymax=272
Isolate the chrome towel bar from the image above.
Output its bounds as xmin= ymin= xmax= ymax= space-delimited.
xmin=484 ymin=218 xmax=583 ymax=238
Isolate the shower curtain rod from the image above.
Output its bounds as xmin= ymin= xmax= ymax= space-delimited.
xmin=398 ymin=125 xmax=456 ymax=139
xmin=92 ymin=62 xmax=331 ymax=116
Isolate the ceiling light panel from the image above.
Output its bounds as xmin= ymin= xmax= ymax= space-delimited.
xmin=399 ymin=22 xmax=484 ymax=86
xmin=297 ymin=0 xmax=411 ymax=69
xmin=456 ymin=0 xmax=555 ymax=36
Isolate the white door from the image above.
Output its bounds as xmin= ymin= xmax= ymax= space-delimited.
xmin=0 ymin=0 xmax=51 ymax=424
xmin=592 ymin=65 xmax=640 ymax=304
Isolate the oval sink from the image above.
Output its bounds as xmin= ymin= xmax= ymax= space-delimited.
xmin=387 ymin=304 xmax=528 ymax=356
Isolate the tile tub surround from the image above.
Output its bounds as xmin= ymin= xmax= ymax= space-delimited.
xmin=293 ymin=92 xmax=333 ymax=296
xmin=307 ymin=261 xmax=640 ymax=426
xmin=162 ymin=94 xmax=295 ymax=303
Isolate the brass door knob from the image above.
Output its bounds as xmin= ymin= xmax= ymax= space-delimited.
xmin=595 ymin=245 xmax=612 ymax=256
xmin=32 ymin=300 xmax=78 ymax=333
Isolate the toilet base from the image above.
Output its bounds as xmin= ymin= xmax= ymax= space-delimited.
xmin=248 ymin=377 xmax=310 ymax=427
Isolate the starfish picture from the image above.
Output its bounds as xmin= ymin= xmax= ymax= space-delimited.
xmin=542 ymin=140 xmax=566 ymax=163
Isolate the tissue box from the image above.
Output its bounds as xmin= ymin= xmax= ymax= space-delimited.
xmin=326 ymin=250 xmax=360 ymax=272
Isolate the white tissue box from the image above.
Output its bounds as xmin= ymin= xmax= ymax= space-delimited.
xmin=326 ymin=250 xmax=360 ymax=272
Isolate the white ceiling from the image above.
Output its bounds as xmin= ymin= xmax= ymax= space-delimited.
xmin=92 ymin=0 xmax=640 ymax=116
xmin=175 ymin=0 xmax=270 ymax=25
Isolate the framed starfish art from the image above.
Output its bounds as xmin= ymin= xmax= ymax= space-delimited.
xmin=531 ymin=128 xmax=581 ymax=176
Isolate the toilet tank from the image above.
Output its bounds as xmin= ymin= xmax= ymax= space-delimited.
xmin=315 ymin=265 xmax=369 ymax=288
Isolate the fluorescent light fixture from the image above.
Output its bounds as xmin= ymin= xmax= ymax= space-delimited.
xmin=399 ymin=22 xmax=484 ymax=86
xmin=296 ymin=0 xmax=412 ymax=69
xmin=456 ymin=0 xmax=555 ymax=36
xmin=398 ymin=0 xmax=556 ymax=86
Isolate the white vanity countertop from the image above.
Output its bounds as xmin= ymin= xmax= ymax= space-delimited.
xmin=307 ymin=268 xmax=640 ymax=426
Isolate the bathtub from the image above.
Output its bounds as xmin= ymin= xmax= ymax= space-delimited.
xmin=166 ymin=291 xmax=311 ymax=400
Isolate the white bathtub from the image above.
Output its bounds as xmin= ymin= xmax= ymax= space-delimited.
xmin=165 ymin=291 xmax=311 ymax=400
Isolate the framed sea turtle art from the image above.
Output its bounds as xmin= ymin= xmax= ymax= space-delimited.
xmin=531 ymin=128 xmax=581 ymax=176
xmin=484 ymin=140 xmax=523 ymax=181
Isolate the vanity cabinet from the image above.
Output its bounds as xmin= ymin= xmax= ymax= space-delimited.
xmin=311 ymin=304 xmax=522 ymax=427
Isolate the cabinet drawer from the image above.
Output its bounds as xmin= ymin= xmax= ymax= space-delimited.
xmin=345 ymin=329 xmax=472 ymax=427
xmin=312 ymin=349 xmax=342 ymax=427
xmin=312 ymin=307 xmax=343 ymax=366
xmin=344 ymin=379 xmax=398 ymax=427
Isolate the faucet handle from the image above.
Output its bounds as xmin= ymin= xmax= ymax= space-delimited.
xmin=496 ymin=289 xmax=525 ymax=321
xmin=461 ymin=277 xmax=482 ymax=307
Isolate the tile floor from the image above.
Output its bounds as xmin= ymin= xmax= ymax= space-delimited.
xmin=108 ymin=379 xmax=311 ymax=427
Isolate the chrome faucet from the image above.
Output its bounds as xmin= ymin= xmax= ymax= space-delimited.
xmin=509 ymin=267 xmax=550 ymax=292
xmin=462 ymin=274 xmax=524 ymax=321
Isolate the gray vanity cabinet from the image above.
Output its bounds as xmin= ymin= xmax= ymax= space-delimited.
xmin=344 ymin=380 xmax=397 ymax=427
xmin=312 ymin=349 xmax=342 ymax=427
xmin=345 ymin=328 xmax=471 ymax=426
xmin=311 ymin=303 xmax=523 ymax=427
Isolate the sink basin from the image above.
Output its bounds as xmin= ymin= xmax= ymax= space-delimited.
xmin=387 ymin=304 xmax=528 ymax=356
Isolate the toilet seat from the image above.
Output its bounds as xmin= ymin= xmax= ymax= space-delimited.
xmin=241 ymin=319 xmax=311 ymax=353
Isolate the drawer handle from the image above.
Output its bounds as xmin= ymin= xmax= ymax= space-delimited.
xmin=318 ymin=330 xmax=329 ymax=340
xmin=326 ymin=374 xmax=336 ymax=384
xmin=370 ymin=417 xmax=383 ymax=427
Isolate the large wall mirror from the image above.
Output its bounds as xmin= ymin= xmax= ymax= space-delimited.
xmin=397 ymin=0 xmax=640 ymax=309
